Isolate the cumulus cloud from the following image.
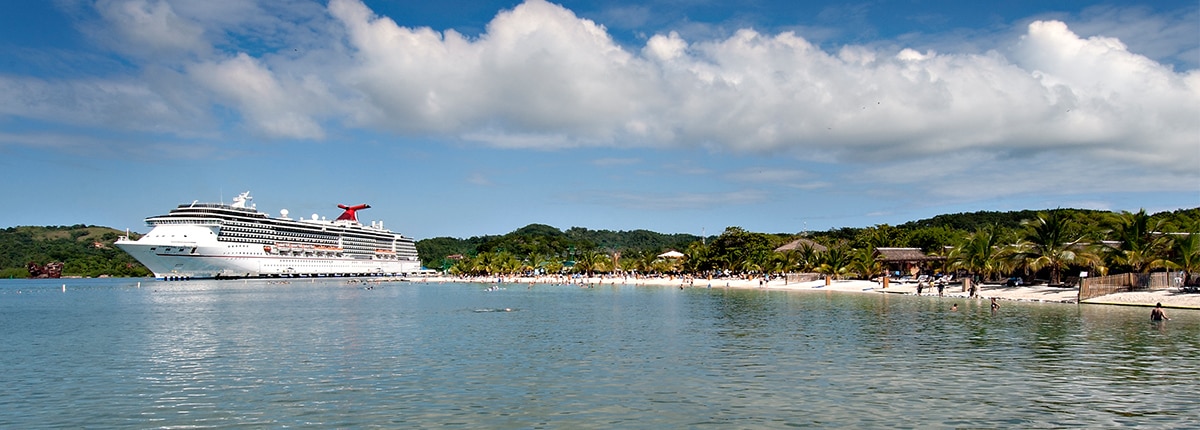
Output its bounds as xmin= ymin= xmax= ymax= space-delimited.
xmin=329 ymin=0 xmax=654 ymax=144
xmin=190 ymin=53 xmax=327 ymax=139
xmin=0 ymin=74 xmax=202 ymax=133
xmin=4 ymin=0 xmax=1197 ymax=189
xmin=92 ymin=0 xmax=209 ymax=57
xmin=319 ymin=0 xmax=1196 ymax=174
xmin=1068 ymin=5 xmax=1200 ymax=70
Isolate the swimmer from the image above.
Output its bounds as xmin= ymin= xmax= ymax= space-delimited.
xmin=951 ymin=304 xmax=958 ymax=312
xmin=1151 ymin=303 xmax=1169 ymax=322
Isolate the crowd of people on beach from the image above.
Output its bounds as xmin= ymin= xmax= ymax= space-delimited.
xmin=400 ymin=271 xmax=1191 ymax=320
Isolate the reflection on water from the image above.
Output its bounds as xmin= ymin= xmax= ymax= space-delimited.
xmin=1 ymin=278 xmax=1197 ymax=427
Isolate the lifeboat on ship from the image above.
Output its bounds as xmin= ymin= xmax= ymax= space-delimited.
xmin=374 ymin=249 xmax=396 ymax=260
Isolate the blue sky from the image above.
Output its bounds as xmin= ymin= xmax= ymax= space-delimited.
xmin=1 ymin=0 xmax=1197 ymax=240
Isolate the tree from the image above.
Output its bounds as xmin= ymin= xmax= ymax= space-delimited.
xmin=794 ymin=241 xmax=822 ymax=272
xmin=683 ymin=241 xmax=712 ymax=274
xmin=635 ymin=250 xmax=659 ymax=275
xmin=1167 ymin=221 xmax=1199 ymax=285
xmin=950 ymin=224 xmax=1007 ymax=282
xmin=1103 ymin=209 xmax=1171 ymax=273
xmin=849 ymin=246 xmax=884 ymax=280
xmin=573 ymin=250 xmax=609 ymax=277
xmin=492 ymin=251 xmax=522 ymax=275
xmin=1008 ymin=210 xmax=1097 ymax=285
xmin=816 ymin=242 xmax=852 ymax=280
xmin=708 ymin=227 xmax=773 ymax=275
xmin=776 ymin=250 xmax=802 ymax=274
xmin=855 ymin=225 xmax=902 ymax=249
xmin=904 ymin=226 xmax=961 ymax=253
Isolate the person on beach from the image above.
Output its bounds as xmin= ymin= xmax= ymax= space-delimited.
xmin=1151 ymin=303 xmax=1170 ymax=322
xmin=990 ymin=297 xmax=999 ymax=311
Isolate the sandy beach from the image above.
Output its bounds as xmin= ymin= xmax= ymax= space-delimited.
xmin=403 ymin=275 xmax=1200 ymax=310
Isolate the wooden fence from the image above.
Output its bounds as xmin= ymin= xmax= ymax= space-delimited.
xmin=1078 ymin=272 xmax=1193 ymax=301
xmin=785 ymin=273 xmax=822 ymax=283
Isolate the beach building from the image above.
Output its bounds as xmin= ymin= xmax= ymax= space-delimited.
xmin=774 ymin=238 xmax=828 ymax=253
xmin=874 ymin=247 xmax=942 ymax=276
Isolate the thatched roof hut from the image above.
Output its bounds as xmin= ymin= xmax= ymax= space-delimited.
xmin=874 ymin=247 xmax=940 ymax=262
xmin=775 ymin=238 xmax=828 ymax=253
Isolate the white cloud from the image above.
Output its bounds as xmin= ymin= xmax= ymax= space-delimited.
xmin=319 ymin=0 xmax=1200 ymax=183
xmin=92 ymin=0 xmax=209 ymax=57
xmin=466 ymin=172 xmax=492 ymax=186
xmin=1068 ymin=5 xmax=1200 ymax=70
xmin=189 ymin=53 xmax=326 ymax=139
xmin=0 ymin=74 xmax=203 ymax=133
xmin=726 ymin=168 xmax=808 ymax=183
xmin=644 ymin=31 xmax=687 ymax=61
xmin=4 ymin=0 xmax=1197 ymax=202
xmin=329 ymin=0 xmax=657 ymax=144
xmin=592 ymin=157 xmax=641 ymax=167
xmin=589 ymin=189 xmax=770 ymax=210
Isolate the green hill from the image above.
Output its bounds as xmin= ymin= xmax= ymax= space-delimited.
xmin=0 ymin=225 xmax=151 ymax=278
xmin=4 ymin=207 xmax=1196 ymax=277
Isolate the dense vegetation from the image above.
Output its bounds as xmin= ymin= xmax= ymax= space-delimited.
xmin=0 ymin=225 xmax=151 ymax=278
xmin=416 ymin=223 xmax=701 ymax=272
xmin=4 ymin=208 xmax=1197 ymax=282
xmin=418 ymin=208 xmax=1200 ymax=284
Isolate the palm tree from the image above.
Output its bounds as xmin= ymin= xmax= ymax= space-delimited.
xmin=543 ymin=258 xmax=565 ymax=275
xmin=495 ymin=251 xmax=522 ymax=275
xmin=618 ymin=252 xmax=638 ymax=275
xmin=849 ymin=246 xmax=884 ymax=280
xmin=950 ymin=224 xmax=1006 ymax=282
xmin=739 ymin=250 xmax=772 ymax=275
xmin=573 ymin=250 xmax=610 ymax=277
xmin=471 ymin=253 xmax=494 ymax=275
xmin=795 ymin=241 xmax=822 ymax=272
xmin=1104 ymin=209 xmax=1171 ymax=273
xmin=1008 ymin=210 xmax=1096 ymax=285
xmin=816 ymin=243 xmax=852 ymax=280
xmin=637 ymin=251 xmax=658 ymax=275
xmin=1168 ymin=221 xmax=1200 ymax=285
xmin=775 ymin=251 xmax=800 ymax=275
xmin=525 ymin=251 xmax=549 ymax=275
xmin=684 ymin=241 xmax=711 ymax=275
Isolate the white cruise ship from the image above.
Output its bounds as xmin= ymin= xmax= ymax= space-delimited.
xmin=116 ymin=192 xmax=421 ymax=280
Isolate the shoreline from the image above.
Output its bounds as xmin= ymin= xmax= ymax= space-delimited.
xmin=403 ymin=275 xmax=1200 ymax=310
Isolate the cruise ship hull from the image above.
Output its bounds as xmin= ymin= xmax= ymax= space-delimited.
xmin=115 ymin=192 xmax=421 ymax=280
xmin=116 ymin=242 xmax=417 ymax=279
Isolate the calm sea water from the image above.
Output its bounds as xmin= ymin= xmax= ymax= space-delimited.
xmin=2 ymin=278 xmax=1197 ymax=428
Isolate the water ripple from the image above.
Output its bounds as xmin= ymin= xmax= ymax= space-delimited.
xmin=1 ymin=278 xmax=1197 ymax=428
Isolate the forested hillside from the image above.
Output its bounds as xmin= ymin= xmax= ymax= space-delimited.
xmin=4 ymin=207 xmax=1197 ymax=279
xmin=416 ymin=208 xmax=1200 ymax=278
xmin=0 ymin=225 xmax=151 ymax=278
xmin=416 ymin=223 xmax=701 ymax=271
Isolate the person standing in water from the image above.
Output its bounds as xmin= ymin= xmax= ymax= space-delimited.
xmin=1151 ymin=303 xmax=1170 ymax=322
